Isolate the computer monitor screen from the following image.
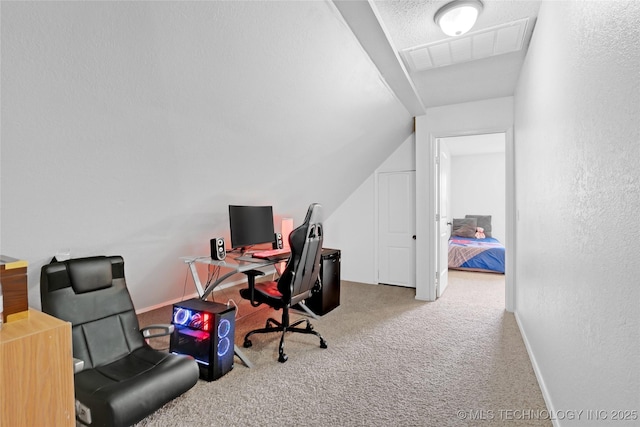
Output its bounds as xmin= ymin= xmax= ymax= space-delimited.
xmin=228 ymin=205 xmax=275 ymax=250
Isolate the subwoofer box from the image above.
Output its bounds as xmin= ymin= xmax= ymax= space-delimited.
xmin=306 ymin=248 xmax=341 ymax=316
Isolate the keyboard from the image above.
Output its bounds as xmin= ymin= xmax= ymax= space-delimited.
xmin=252 ymin=248 xmax=291 ymax=260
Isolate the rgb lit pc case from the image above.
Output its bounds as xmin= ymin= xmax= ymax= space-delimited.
xmin=169 ymin=299 xmax=235 ymax=381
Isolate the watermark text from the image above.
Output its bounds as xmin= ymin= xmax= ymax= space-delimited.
xmin=456 ymin=409 xmax=638 ymax=422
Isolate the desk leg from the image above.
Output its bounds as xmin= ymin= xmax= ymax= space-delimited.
xmin=186 ymin=261 xmax=205 ymax=298
xmin=294 ymin=301 xmax=320 ymax=320
xmin=234 ymin=345 xmax=254 ymax=369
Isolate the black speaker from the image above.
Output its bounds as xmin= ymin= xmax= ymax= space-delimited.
xmin=210 ymin=237 xmax=226 ymax=260
xmin=169 ymin=299 xmax=235 ymax=381
xmin=272 ymin=232 xmax=283 ymax=250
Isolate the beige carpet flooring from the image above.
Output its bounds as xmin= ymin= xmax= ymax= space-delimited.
xmin=135 ymin=270 xmax=550 ymax=426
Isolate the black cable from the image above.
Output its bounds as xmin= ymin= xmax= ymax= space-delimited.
xmin=181 ymin=265 xmax=191 ymax=301
xmin=204 ymin=264 xmax=222 ymax=301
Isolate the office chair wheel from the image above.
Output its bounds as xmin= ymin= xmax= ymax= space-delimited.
xmin=278 ymin=353 xmax=288 ymax=363
xmin=243 ymin=339 xmax=252 ymax=348
xmin=320 ymin=339 xmax=328 ymax=349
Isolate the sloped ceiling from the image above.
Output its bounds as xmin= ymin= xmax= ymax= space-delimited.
xmin=1 ymin=1 xmax=411 ymax=308
xmin=337 ymin=0 xmax=541 ymax=109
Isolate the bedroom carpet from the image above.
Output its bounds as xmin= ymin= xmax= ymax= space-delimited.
xmin=135 ymin=270 xmax=550 ymax=426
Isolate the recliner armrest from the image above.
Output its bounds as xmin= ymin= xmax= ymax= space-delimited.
xmin=73 ymin=357 xmax=85 ymax=374
xmin=141 ymin=324 xmax=175 ymax=339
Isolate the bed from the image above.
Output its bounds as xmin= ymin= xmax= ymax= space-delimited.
xmin=448 ymin=215 xmax=505 ymax=274
xmin=448 ymin=236 xmax=505 ymax=273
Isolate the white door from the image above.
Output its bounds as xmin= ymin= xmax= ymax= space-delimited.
xmin=436 ymin=141 xmax=451 ymax=297
xmin=378 ymin=171 xmax=416 ymax=288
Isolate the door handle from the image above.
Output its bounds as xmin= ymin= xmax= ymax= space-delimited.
xmin=412 ymin=235 xmax=416 ymax=240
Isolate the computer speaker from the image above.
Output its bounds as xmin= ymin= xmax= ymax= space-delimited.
xmin=272 ymin=232 xmax=283 ymax=250
xmin=210 ymin=237 xmax=226 ymax=260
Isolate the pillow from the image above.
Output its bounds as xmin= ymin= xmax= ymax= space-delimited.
xmin=67 ymin=257 xmax=113 ymax=294
xmin=452 ymin=218 xmax=477 ymax=238
xmin=465 ymin=215 xmax=492 ymax=237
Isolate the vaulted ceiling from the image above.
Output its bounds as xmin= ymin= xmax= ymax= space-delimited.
xmin=335 ymin=0 xmax=541 ymax=111
xmin=2 ymin=0 xmax=540 ymax=309
xmin=1 ymin=1 xmax=414 ymax=308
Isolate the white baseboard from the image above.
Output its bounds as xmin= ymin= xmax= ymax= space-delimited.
xmin=514 ymin=311 xmax=560 ymax=427
xmin=136 ymin=292 xmax=200 ymax=314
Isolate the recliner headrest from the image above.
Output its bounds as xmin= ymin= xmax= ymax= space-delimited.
xmin=67 ymin=257 xmax=113 ymax=294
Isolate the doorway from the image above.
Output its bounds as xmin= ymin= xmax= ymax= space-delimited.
xmin=438 ymin=133 xmax=506 ymax=297
xmin=415 ymin=125 xmax=515 ymax=311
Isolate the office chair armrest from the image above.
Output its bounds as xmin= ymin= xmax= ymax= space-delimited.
xmin=141 ymin=324 xmax=175 ymax=339
xmin=243 ymin=269 xmax=266 ymax=280
xmin=242 ymin=269 xmax=266 ymax=307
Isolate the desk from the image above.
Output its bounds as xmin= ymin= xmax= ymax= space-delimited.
xmin=180 ymin=253 xmax=277 ymax=369
xmin=180 ymin=252 xmax=321 ymax=367
xmin=180 ymin=253 xmax=276 ymax=301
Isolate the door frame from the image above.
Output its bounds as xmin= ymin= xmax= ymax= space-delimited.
xmin=435 ymin=138 xmax=451 ymax=298
xmin=418 ymin=127 xmax=515 ymax=312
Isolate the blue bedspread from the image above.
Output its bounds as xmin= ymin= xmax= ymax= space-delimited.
xmin=448 ymin=236 xmax=505 ymax=274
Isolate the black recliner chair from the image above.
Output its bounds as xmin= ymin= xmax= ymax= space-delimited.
xmin=40 ymin=255 xmax=199 ymax=427
xmin=239 ymin=203 xmax=328 ymax=363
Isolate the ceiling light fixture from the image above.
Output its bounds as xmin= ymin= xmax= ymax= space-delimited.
xmin=434 ymin=0 xmax=484 ymax=37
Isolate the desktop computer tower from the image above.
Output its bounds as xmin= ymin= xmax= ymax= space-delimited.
xmin=306 ymin=248 xmax=341 ymax=316
xmin=169 ymin=298 xmax=235 ymax=381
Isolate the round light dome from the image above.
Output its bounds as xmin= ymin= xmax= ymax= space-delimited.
xmin=434 ymin=0 xmax=484 ymax=37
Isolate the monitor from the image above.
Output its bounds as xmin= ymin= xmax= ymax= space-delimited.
xmin=228 ymin=205 xmax=275 ymax=250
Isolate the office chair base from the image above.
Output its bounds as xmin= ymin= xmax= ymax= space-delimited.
xmin=243 ymin=316 xmax=327 ymax=363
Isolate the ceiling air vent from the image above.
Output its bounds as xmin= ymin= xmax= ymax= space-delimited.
xmin=402 ymin=18 xmax=529 ymax=72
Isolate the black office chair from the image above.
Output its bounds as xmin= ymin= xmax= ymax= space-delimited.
xmin=239 ymin=203 xmax=328 ymax=363
xmin=40 ymin=256 xmax=199 ymax=427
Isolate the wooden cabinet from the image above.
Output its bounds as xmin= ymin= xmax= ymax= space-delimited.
xmin=0 ymin=255 xmax=29 ymax=323
xmin=0 ymin=309 xmax=75 ymax=427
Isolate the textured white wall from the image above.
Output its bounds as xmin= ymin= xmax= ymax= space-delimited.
xmin=450 ymin=152 xmax=505 ymax=242
xmin=323 ymin=174 xmax=376 ymax=284
xmin=514 ymin=1 xmax=640 ymax=424
xmin=0 ymin=1 xmax=412 ymax=311
xmin=324 ymin=133 xmax=414 ymax=284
